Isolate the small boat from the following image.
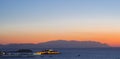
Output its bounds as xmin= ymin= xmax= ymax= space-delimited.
xmin=0 ymin=51 xmax=5 ymax=56
xmin=35 ymin=49 xmax=60 ymax=55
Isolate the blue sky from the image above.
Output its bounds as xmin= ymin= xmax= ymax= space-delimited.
xmin=1 ymin=0 xmax=120 ymax=45
xmin=1 ymin=0 xmax=120 ymax=33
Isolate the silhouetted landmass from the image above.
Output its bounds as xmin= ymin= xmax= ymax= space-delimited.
xmin=0 ymin=40 xmax=110 ymax=49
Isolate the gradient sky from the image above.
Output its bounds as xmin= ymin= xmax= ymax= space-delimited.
xmin=0 ymin=0 xmax=120 ymax=47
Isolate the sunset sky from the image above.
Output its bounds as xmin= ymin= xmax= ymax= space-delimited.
xmin=0 ymin=0 xmax=120 ymax=47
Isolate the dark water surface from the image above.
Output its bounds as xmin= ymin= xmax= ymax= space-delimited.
xmin=0 ymin=48 xmax=120 ymax=59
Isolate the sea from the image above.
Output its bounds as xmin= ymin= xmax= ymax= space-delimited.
xmin=0 ymin=48 xmax=120 ymax=59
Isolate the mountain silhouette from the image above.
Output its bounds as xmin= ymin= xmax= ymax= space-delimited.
xmin=0 ymin=40 xmax=110 ymax=48
xmin=37 ymin=40 xmax=109 ymax=48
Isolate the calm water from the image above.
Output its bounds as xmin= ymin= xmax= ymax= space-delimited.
xmin=0 ymin=48 xmax=120 ymax=59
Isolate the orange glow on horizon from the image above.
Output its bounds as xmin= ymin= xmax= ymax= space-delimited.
xmin=0 ymin=32 xmax=120 ymax=47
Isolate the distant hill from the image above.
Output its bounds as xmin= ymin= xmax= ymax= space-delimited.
xmin=0 ymin=40 xmax=110 ymax=49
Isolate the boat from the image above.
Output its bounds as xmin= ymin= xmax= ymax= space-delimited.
xmin=35 ymin=49 xmax=60 ymax=55
xmin=0 ymin=49 xmax=34 ymax=58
